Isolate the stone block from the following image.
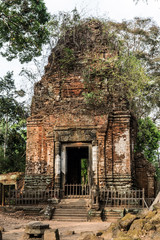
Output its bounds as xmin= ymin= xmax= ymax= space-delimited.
xmin=119 ymin=213 xmax=137 ymax=231
xmin=44 ymin=229 xmax=60 ymax=240
xmin=24 ymin=222 xmax=49 ymax=239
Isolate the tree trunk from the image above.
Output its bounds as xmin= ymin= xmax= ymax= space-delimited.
xmin=4 ymin=115 xmax=8 ymax=159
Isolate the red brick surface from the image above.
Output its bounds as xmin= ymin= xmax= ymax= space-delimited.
xmin=25 ymin=21 xmax=155 ymax=196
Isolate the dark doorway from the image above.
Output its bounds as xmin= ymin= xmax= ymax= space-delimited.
xmin=66 ymin=146 xmax=89 ymax=184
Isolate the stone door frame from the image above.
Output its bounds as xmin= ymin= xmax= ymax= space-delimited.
xmin=53 ymin=127 xmax=98 ymax=192
xmin=61 ymin=142 xmax=92 ymax=189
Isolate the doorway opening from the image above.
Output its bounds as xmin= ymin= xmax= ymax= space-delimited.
xmin=66 ymin=146 xmax=89 ymax=184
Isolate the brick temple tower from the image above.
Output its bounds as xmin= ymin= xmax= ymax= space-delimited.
xmin=25 ymin=20 xmax=155 ymax=198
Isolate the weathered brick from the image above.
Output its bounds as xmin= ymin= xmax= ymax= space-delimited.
xmin=25 ymin=21 xmax=155 ymax=197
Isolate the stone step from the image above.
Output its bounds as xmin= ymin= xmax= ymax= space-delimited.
xmin=56 ymin=204 xmax=87 ymax=207
xmin=105 ymin=215 xmax=121 ymax=218
xmin=106 ymin=212 xmax=122 ymax=216
xmin=57 ymin=205 xmax=88 ymax=209
xmin=53 ymin=209 xmax=88 ymax=215
xmin=53 ymin=218 xmax=87 ymax=222
xmin=16 ymin=207 xmax=43 ymax=216
xmin=52 ymin=217 xmax=88 ymax=221
xmin=23 ymin=210 xmax=41 ymax=216
xmin=54 ymin=213 xmax=87 ymax=217
xmin=52 ymin=198 xmax=88 ymax=222
xmin=104 ymin=214 xmax=121 ymax=221
xmin=54 ymin=208 xmax=88 ymax=214
xmin=60 ymin=199 xmax=88 ymax=205
xmin=58 ymin=205 xmax=88 ymax=208
xmin=102 ymin=208 xmax=123 ymax=222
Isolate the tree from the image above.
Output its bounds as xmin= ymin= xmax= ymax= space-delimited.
xmin=0 ymin=120 xmax=26 ymax=173
xmin=135 ymin=117 xmax=160 ymax=163
xmin=19 ymin=9 xmax=82 ymax=103
xmin=0 ymin=0 xmax=50 ymax=63
xmin=106 ymin=18 xmax=160 ymax=119
xmin=0 ymin=72 xmax=27 ymax=173
xmin=49 ymin=16 xmax=150 ymax=116
xmin=107 ymin=18 xmax=160 ymax=76
xmin=20 ymin=11 xmax=159 ymax=120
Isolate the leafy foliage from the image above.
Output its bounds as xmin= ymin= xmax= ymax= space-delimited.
xmin=58 ymin=47 xmax=76 ymax=73
xmin=82 ymin=53 xmax=150 ymax=111
xmin=42 ymin=13 xmax=159 ymax=119
xmin=0 ymin=120 xmax=26 ymax=173
xmin=106 ymin=18 xmax=160 ymax=119
xmin=0 ymin=0 xmax=50 ymax=63
xmin=135 ymin=117 xmax=160 ymax=163
xmin=0 ymin=72 xmax=26 ymax=120
xmin=107 ymin=18 xmax=160 ymax=76
xmin=22 ymin=11 xmax=159 ymax=120
xmin=0 ymin=72 xmax=27 ymax=173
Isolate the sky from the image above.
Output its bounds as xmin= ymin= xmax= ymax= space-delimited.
xmin=44 ymin=0 xmax=160 ymax=23
xmin=0 ymin=0 xmax=160 ymax=92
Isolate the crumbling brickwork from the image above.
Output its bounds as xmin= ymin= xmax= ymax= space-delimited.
xmin=135 ymin=153 xmax=155 ymax=198
xmin=25 ymin=67 xmax=135 ymax=191
xmin=25 ymin=20 xmax=155 ymax=197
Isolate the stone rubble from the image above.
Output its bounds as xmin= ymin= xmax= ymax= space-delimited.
xmin=20 ymin=221 xmax=59 ymax=240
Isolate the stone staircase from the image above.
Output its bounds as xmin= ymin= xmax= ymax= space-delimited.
xmin=52 ymin=198 xmax=89 ymax=222
xmin=102 ymin=207 xmax=123 ymax=222
xmin=13 ymin=206 xmax=43 ymax=216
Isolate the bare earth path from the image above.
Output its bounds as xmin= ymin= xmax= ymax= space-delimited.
xmin=0 ymin=211 xmax=111 ymax=240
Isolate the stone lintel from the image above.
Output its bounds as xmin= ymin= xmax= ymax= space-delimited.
xmin=54 ymin=125 xmax=98 ymax=131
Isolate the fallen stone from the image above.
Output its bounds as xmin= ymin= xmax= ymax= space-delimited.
xmin=137 ymin=208 xmax=149 ymax=219
xmin=145 ymin=210 xmax=156 ymax=220
xmin=113 ymin=231 xmax=134 ymax=240
xmin=151 ymin=231 xmax=160 ymax=240
xmin=127 ymin=228 xmax=143 ymax=239
xmin=101 ymin=222 xmax=120 ymax=239
xmin=127 ymin=218 xmax=144 ymax=239
xmin=119 ymin=213 xmax=137 ymax=231
xmin=100 ymin=203 xmax=160 ymax=240
xmin=155 ymin=223 xmax=160 ymax=232
xmin=25 ymin=221 xmax=49 ymax=234
xmin=44 ymin=229 xmax=60 ymax=240
xmin=143 ymin=222 xmax=155 ymax=231
xmin=149 ymin=212 xmax=160 ymax=225
xmin=22 ymin=221 xmax=50 ymax=240
xmin=152 ymin=202 xmax=160 ymax=211
xmin=130 ymin=218 xmax=145 ymax=230
xmin=26 ymin=221 xmax=49 ymax=230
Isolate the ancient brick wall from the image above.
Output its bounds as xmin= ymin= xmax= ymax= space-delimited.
xmin=25 ymin=108 xmax=135 ymax=190
xmin=25 ymin=50 xmax=136 ymax=191
xmin=105 ymin=112 xmax=133 ymax=189
xmin=134 ymin=153 xmax=155 ymax=198
xmin=25 ymin=20 xmax=155 ymax=194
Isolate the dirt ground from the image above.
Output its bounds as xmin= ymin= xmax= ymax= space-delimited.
xmin=0 ymin=211 xmax=111 ymax=240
